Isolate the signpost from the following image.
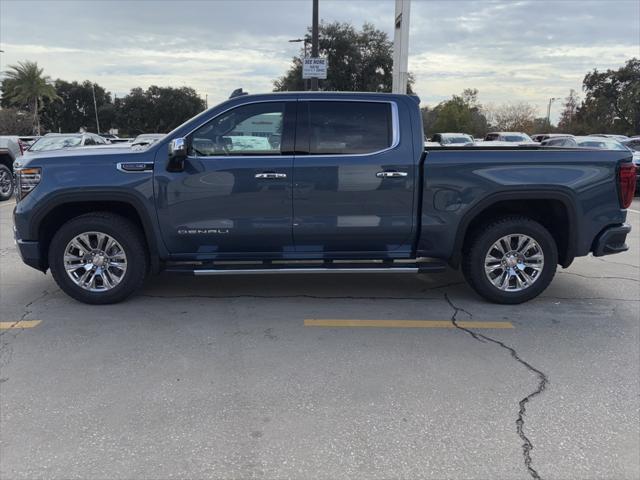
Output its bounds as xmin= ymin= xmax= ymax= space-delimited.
xmin=302 ymin=57 xmax=327 ymax=80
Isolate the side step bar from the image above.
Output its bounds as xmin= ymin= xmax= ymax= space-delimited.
xmin=165 ymin=262 xmax=446 ymax=276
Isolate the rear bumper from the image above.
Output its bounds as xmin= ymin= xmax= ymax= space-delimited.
xmin=592 ymin=223 xmax=632 ymax=257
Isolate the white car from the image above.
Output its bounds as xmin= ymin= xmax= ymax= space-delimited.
xmin=484 ymin=132 xmax=536 ymax=144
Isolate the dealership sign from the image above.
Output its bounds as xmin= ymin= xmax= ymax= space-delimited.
xmin=302 ymin=57 xmax=327 ymax=79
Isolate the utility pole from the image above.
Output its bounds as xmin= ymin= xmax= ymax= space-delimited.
xmin=91 ymin=83 xmax=101 ymax=134
xmin=546 ymin=97 xmax=558 ymax=129
xmin=310 ymin=0 xmax=319 ymax=91
xmin=392 ymin=0 xmax=411 ymax=94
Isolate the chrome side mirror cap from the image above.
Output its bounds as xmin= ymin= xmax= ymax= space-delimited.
xmin=169 ymin=137 xmax=187 ymax=158
xmin=167 ymin=137 xmax=187 ymax=172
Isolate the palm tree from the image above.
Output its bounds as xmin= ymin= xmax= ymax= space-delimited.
xmin=3 ymin=61 xmax=59 ymax=135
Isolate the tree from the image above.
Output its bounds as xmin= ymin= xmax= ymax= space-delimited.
xmin=116 ymin=86 xmax=205 ymax=135
xmin=486 ymin=102 xmax=538 ymax=133
xmin=427 ymin=88 xmax=488 ymax=137
xmin=40 ymin=80 xmax=112 ymax=133
xmin=1 ymin=61 xmax=59 ymax=134
xmin=0 ymin=108 xmax=33 ymax=135
xmin=576 ymin=58 xmax=639 ymax=135
xmin=274 ymin=22 xmax=414 ymax=93
xmin=557 ymin=89 xmax=580 ymax=132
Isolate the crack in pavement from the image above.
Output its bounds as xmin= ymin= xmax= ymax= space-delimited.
xmin=558 ymin=271 xmax=639 ymax=282
xmin=445 ymin=294 xmax=549 ymax=480
xmin=592 ymin=257 xmax=639 ymax=270
xmin=0 ymin=290 xmax=51 ymax=371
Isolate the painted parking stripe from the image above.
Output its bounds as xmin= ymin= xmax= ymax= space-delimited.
xmin=0 ymin=320 xmax=41 ymax=330
xmin=304 ymin=319 xmax=514 ymax=329
xmin=628 ymin=208 xmax=640 ymax=214
xmin=0 ymin=202 xmax=16 ymax=208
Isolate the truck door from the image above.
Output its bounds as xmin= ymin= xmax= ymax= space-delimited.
xmin=292 ymin=100 xmax=415 ymax=255
xmin=154 ymin=101 xmax=295 ymax=255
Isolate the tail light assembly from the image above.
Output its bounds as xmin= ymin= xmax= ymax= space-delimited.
xmin=617 ymin=162 xmax=636 ymax=209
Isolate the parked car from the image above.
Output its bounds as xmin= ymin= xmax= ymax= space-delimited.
xmin=484 ymin=132 xmax=536 ymax=143
xmin=621 ymin=138 xmax=640 ymax=194
xmin=27 ymin=133 xmax=108 ymax=153
xmin=591 ymin=134 xmax=630 ymax=142
xmin=531 ymin=133 xmax=573 ymax=143
xmin=541 ymin=136 xmax=628 ymax=150
xmin=12 ymin=92 xmax=635 ymax=305
xmin=0 ymin=136 xmax=23 ymax=201
xmin=430 ymin=133 xmax=474 ymax=146
xmin=131 ymin=133 xmax=165 ymax=148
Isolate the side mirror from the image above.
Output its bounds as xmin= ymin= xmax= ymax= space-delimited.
xmin=167 ymin=137 xmax=187 ymax=172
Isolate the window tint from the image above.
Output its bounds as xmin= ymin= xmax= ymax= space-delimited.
xmin=308 ymin=102 xmax=392 ymax=155
xmin=485 ymin=133 xmax=499 ymax=141
xmin=83 ymin=136 xmax=96 ymax=146
xmin=190 ymin=102 xmax=285 ymax=156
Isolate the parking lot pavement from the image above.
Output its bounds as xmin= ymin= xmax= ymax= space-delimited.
xmin=1 ymin=198 xmax=638 ymax=480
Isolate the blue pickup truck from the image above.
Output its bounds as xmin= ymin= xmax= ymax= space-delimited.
xmin=12 ymin=92 xmax=636 ymax=304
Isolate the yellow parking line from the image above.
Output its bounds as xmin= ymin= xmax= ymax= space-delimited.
xmin=0 ymin=320 xmax=41 ymax=330
xmin=304 ymin=319 xmax=514 ymax=329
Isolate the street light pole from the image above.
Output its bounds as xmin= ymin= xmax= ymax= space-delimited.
xmin=91 ymin=83 xmax=101 ymax=134
xmin=310 ymin=0 xmax=319 ymax=91
xmin=546 ymin=97 xmax=558 ymax=129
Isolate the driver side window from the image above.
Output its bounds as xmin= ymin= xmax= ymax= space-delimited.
xmin=189 ymin=102 xmax=285 ymax=156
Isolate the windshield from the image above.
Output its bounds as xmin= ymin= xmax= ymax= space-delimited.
xmin=29 ymin=136 xmax=82 ymax=152
xmin=503 ymin=134 xmax=531 ymax=142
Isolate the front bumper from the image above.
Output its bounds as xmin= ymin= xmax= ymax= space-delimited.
xmin=13 ymin=224 xmax=45 ymax=272
xmin=592 ymin=223 xmax=632 ymax=257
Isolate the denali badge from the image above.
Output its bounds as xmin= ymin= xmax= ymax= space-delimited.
xmin=178 ymin=228 xmax=230 ymax=235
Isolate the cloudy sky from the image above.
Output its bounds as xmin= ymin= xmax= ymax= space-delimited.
xmin=1 ymin=0 xmax=638 ymax=122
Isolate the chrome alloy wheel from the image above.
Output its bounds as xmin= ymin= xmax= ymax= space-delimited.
xmin=63 ymin=232 xmax=127 ymax=292
xmin=484 ymin=234 xmax=544 ymax=292
xmin=0 ymin=169 xmax=12 ymax=196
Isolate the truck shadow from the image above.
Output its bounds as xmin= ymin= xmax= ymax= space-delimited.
xmin=141 ymin=268 xmax=471 ymax=301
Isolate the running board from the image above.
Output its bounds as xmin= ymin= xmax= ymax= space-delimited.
xmin=164 ymin=262 xmax=446 ymax=276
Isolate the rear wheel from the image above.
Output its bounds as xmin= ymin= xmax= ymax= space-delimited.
xmin=0 ymin=164 xmax=14 ymax=201
xmin=49 ymin=213 xmax=148 ymax=304
xmin=462 ymin=216 xmax=558 ymax=304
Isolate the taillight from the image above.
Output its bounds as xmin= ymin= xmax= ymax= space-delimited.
xmin=618 ymin=162 xmax=636 ymax=209
xmin=15 ymin=167 xmax=41 ymax=201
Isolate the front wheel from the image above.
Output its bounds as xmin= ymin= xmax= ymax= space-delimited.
xmin=49 ymin=213 xmax=148 ymax=304
xmin=0 ymin=164 xmax=14 ymax=201
xmin=462 ymin=216 xmax=558 ymax=304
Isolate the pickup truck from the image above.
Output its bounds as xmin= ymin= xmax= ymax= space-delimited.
xmin=0 ymin=135 xmax=23 ymax=201
xmin=12 ymin=92 xmax=636 ymax=305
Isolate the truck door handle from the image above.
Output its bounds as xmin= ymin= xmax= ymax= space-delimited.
xmin=376 ymin=171 xmax=408 ymax=178
xmin=255 ymin=172 xmax=287 ymax=179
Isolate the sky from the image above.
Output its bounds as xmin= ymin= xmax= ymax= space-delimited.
xmin=1 ymin=0 xmax=639 ymax=122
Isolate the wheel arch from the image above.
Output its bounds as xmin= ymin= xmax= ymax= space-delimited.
xmin=450 ymin=190 xmax=578 ymax=269
xmin=30 ymin=191 xmax=162 ymax=273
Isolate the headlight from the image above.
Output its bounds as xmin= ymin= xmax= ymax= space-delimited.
xmin=16 ymin=167 xmax=41 ymax=201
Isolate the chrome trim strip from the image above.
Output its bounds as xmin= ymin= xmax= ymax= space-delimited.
xmin=193 ymin=267 xmax=419 ymax=276
xmin=116 ymin=162 xmax=154 ymax=173
xmin=184 ymin=98 xmax=400 ymax=160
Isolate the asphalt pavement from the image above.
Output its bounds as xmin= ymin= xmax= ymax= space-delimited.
xmin=1 ymin=198 xmax=638 ymax=480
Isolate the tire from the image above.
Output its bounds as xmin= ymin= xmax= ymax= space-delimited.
xmin=0 ymin=164 xmax=14 ymax=201
xmin=462 ymin=216 xmax=558 ymax=304
xmin=49 ymin=212 xmax=148 ymax=304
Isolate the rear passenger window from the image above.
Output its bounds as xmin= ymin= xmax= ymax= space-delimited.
xmin=308 ymin=102 xmax=393 ymax=155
